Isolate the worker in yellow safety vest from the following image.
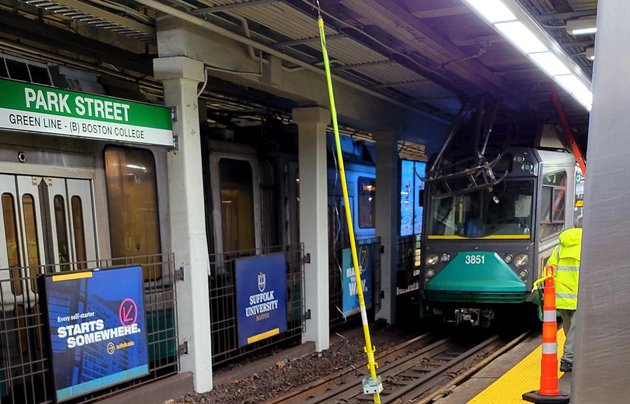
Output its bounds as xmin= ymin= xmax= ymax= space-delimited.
xmin=545 ymin=215 xmax=583 ymax=373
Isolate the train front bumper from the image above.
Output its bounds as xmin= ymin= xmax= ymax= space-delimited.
xmin=424 ymin=251 xmax=527 ymax=304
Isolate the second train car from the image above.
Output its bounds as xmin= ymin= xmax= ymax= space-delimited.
xmin=203 ymin=122 xmax=379 ymax=363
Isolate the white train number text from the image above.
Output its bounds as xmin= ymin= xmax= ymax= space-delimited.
xmin=464 ymin=254 xmax=485 ymax=265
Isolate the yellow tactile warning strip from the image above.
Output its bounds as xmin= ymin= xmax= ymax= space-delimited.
xmin=469 ymin=329 xmax=567 ymax=403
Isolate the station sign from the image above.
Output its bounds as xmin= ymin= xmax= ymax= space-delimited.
xmin=235 ymin=253 xmax=287 ymax=347
xmin=40 ymin=265 xmax=149 ymax=402
xmin=0 ymin=78 xmax=173 ymax=146
xmin=341 ymin=246 xmax=373 ymax=316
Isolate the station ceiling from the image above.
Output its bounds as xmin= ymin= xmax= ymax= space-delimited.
xmin=1 ymin=0 xmax=596 ymax=146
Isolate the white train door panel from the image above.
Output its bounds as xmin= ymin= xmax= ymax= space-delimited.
xmin=66 ymin=179 xmax=97 ymax=268
xmin=0 ymin=175 xmax=98 ymax=310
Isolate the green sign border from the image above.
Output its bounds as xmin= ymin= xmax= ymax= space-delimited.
xmin=0 ymin=78 xmax=172 ymax=131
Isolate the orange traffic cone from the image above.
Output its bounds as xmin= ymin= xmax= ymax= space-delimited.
xmin=523 ymin=265 xmax=570 ymax=403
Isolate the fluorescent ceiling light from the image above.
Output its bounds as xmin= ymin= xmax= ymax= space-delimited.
xmin=555 ymin=74 xmax=592 ymax=108
xmin=465 ymin=0 xmax=592 ymax=111
xmin=571 ymin=27 xmax=597 ymax=35
xmin=554 ymin=74 xmax=590 ymax=96
xmin=462 ymin=0 xmax=516 ymax=23
xmin=528 ymin=52 xmax=571 ymax=76
xmin=495 ymin=21 xmax=548 ymax=54
xmin=566 ymin=17 xmax=597 ymax=36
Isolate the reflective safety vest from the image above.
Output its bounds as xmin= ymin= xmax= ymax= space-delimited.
xmin=546 ymin=227 xmax=583 ymax=310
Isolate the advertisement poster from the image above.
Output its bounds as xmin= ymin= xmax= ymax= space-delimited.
xmin=400 ymin=160 xmax=415 ymax=237
xmin=414 ymin=161 xmax=426 ymax=236
xmin=400 ymin=160 xmax=426 ymax=236
xmin=235 ymin=253 xmax=287 ymax=347
xmin=42 ymin=266 xmax=148 ymax=402
xmin=341 ymin=246 xmax=373 ymax=316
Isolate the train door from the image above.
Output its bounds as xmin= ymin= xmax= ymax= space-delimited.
xmin=282 ymin=161 xmax=299 ymax=247
xmin=209 ymin=154 xmax=262 ymax=255
xmin=0 ymin=174 xmax=97 ymax=309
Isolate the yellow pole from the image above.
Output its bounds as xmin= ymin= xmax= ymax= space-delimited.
xmin=318 ymin=16 xmax=382 ymax=404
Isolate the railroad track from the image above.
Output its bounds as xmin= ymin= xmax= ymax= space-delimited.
xmin=268 ymin=330 xmax=531 ymax=404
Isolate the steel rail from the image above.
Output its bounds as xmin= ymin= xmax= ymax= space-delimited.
xmin=306 ymin=337 xmax=454 ymax=403
xmin=418 ymin=330 xmax=532 ymax=404
xmin=381 ymin=335 xmax=502 ymax=403
xmin=266 ymin=332 xmax=435 ymax=404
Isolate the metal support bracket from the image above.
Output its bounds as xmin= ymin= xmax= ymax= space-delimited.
xmin=175 ymin=266 xmax=184 ymax=282
xmin=362 ymin=375 xmax=383 ymax=395
xmin=178 ymin=341 xmax=188 ymax=355
xmin=171 ymin=106 xmax=178 ymax=122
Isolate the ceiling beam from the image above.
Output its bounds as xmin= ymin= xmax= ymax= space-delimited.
xmin=450 ymin=34 xmax=504 ymax=47
xmin=342 ymin=0 xmax=533 ymax=109
xmin=193 ymin=0 xmax=280 ymax=15
xmin=537 ymin=10 xmax=597 ymax=22
xmin=276 ymin=34 xmax=347 ymax=48
xmin=410 ymin=6 xmax=470 ymax=19
xmin=0 ymin=10 xmax=152 ymax=75
xmin=373 ymin=78 xmax=428 ymax=88
xmin=333 ymin=59 xmax=398 ymax=70
xmin=24 ymin=0 xmax=154 ymax=38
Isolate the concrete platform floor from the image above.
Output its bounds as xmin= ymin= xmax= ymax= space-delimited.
xmin=434 ymin=330 xmax=570 ymax=403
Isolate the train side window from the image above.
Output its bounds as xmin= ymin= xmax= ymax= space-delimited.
xmin=71 ymin=196 xmax=87 ymax=271
xmin=2 ymin=193 xmax=22 ymax=295
xmin=358 ymin=177 xmax=376 ymax=228
xmin=22 ymin=194 xmax=41 ymax=292
xmin=54 ymin=195 xmax=70 ymax=272
xmin=551 ymin=189 xmax=566 ymax=222
xmin=540 ymin=171 xmax=567 ymax=239
xmin=219 ymin=158 xmax=255 ymax=252
xmin=104 ymin=147 xmax=162 ymax=280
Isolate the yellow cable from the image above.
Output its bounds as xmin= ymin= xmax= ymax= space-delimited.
xmin=318 ymin=16 xmax=381 ymax=404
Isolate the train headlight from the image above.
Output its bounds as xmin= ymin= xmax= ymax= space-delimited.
xmin=440 ymin=253 xmax=451 ymax=263
xmin=503 ymin=253 xmax=514 ymax=264
xmin=515 ymin=253 xmax=529 ymax=269
xmin=426 ymin=269 xmax=435 ymax=278
xmin=426 ymin=254 xmax=439 ymax=267
xmin=519 ymin=269 xmax=529 ymax=279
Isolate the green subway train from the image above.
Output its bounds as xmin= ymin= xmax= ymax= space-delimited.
xmin=420 ymin=145 xmax=582 ymax=326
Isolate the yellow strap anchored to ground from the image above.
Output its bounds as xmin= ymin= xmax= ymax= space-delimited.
xmin=317 ymin=6 xmax=381 ymax=404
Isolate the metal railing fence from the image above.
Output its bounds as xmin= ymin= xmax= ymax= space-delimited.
xmin=208 ymin=244 xmax=305 ymax=367
xmin=396 ymin=235 xmax=422 ymax=295
xmin=0 ymin=253 xmax=178 ymax=404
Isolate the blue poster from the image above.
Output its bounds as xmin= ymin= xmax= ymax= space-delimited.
xmin=42 ymin=266 xmax=148 ymax=402
xmin=400 ymin=160 xmax=426 ymax=236
xmin=414 ymin=162 xmax=426 ymax=236
xmin=235 ymin=253 xmax=287 ymax=347
xmin=341 ymin=246 xmax=373 ymax=316
xmin=400 ymin=160 xmax=415 ymax=237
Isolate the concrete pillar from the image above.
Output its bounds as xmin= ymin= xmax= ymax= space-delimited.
xmin=153 ymin=56 xmax=213 ymax=393
xmin=293 ymin=106 xmax=330 ymax=352
xmin=571 ymin=2 xmax=630 ymax=401
xmin=374 ymin=131 xmax=399 ymax=324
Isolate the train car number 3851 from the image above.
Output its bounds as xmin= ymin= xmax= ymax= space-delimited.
xmin=464 ymin=254 xmax=485 ymax=265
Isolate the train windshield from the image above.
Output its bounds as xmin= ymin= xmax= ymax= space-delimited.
xmin=428 ymin=179 xmax=534 ymax=238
